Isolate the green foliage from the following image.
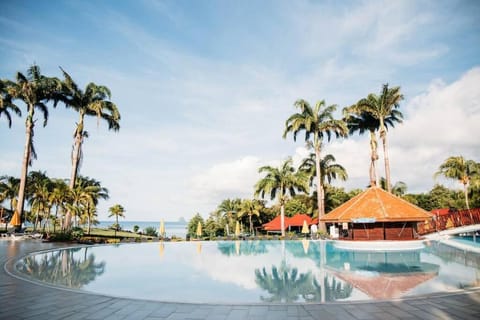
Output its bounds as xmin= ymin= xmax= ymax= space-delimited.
xmin=284 ymin=197 xmax=308 ymax=217
xmin=133 ymin=225 xmax=139 ymax=233
xmin=187 ymin=213 xmax=204 ymax=237
xmin=143 ymin=226 xmax=158 ymax=237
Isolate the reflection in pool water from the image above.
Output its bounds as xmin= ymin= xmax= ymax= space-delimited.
xmin=14 ymin=240 xmax=480 ymax=303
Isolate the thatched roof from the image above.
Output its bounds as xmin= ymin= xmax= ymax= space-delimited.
xmin=320 ymin=186 xmax=432 ymax=223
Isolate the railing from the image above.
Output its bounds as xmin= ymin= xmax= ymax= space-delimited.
xmin=418 ymin=208 xmax=480 ymax=235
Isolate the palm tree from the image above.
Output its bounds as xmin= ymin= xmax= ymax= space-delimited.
xmin=57 ymin=68 xmax=120 ymax=229
xmin=27 ymin=171 xmax=52 ymax=231
xmin=49 ymin=179 xmax=69 ymax=232
xmin=283 ymin=99 xmax=348 ymax=231
xmin=0 ymin=175 xmax=20 ymax=213
xmin=379 ymin=178 xmax=407 ymax=197
xmin=238 ymin=199 xmax=262 ymax=236
xmin=349 ymin=84 xmax=403 ymax=193
xmin=69 ymin=177 xmax=109 ymax=233
xmin=299 ymin=153 xmax=348 ymax=192
xmin=108 ymin=204 xmax=125 ymax=237
xmin=216 ymin=198 xmax=241 ymax=236
xmin=0 ymin=79 xmax=21 ymax=127
xmin=435 ymin=156 xmax=479 ymax=211
xmin=3 ymin=65 xmax=60 ymax=227
xmin=254 ymin=158 xmax=309 ymax=237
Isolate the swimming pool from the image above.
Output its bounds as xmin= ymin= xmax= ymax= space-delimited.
xmin=12 ymin=240 xmax=480 ymax=303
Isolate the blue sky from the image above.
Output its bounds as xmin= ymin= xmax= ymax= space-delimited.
xmin=1 ymin=0 xmax=479 ymax=221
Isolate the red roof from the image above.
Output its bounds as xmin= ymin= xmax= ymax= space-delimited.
xmin=288 ymin=214 xmax=312 ymax=227
xmin=320 ymin=186 xmax=432 ymax=223
xmin=263 ymin=215 xmax=290 ymax=231
xmin=263 ymin=214 xmax=315 ymax=231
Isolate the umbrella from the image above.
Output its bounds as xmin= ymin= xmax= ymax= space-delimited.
xmin=235 ymin=221 xmax=240 ymax=237
xmin=196 ymin=221 xmax=202 ymax=238
xmin=10 ymin=210 xmax=21 ymax=227
xmin=301 ymin=220 xmax=309 ymax=236
xmin=159 ymin=219 xmax=165 ymax=238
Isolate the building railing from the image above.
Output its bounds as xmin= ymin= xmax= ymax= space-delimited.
xmin=417 ymin=208 xmax=480 ymax=235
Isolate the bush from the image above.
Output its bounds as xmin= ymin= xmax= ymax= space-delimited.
xmin=48 ymin=231 xmax=73 ymax=242
xmin=71 ymin=227 xmax=84 ymax=239
xmin=133 ymin=225 xmax=140 ymax=233
xmin=143 ymin=226 xmax=158 ymax=237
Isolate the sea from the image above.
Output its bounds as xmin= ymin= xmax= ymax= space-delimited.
xmin=97 ymin=221 xmax=188 ymax=238
xmin=25 ymin=220 xmax=188 ymax=238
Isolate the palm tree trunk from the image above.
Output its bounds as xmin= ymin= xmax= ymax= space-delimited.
xmin=314 ymin=147 xmax=326 ymax=232
xmin=380 ymin=125 xmax=392 ymax=193
xmin=15 ymin=109 xmax=34 ymax=230
xmin=369 ymin=130 xmax=378 ymax=187
xmin=65 ymin=125 xmax=83 ymax=230
xmin=463 ymin=183 xmax=473 ymax=223
xmin=280 ymin=203 xmax=286 ymax=237
xmin=249 ymin=214 xmax=253 ymax=235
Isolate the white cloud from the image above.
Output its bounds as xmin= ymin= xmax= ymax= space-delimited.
xmin=390 ymin=67 xmax=480 ymax=192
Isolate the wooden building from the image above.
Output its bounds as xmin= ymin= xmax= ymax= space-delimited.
xmin=320 ymin=186 xmax=432 ymax=241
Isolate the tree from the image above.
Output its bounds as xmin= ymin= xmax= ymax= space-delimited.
xmin=254 ymin=158 xmax=309 ymax=236
xmin=187 ymin=213 xmax=204 ymax=238
xmin=0 ymin=79 xmax=21 ymax=127
xmin=216 ymin=198 xmax=241 ymax=236
xmin=57 ymin=68 xmax=120 ymax=229
xmin=299 ymin=153 xmax=348 ymax=191
xmin=349 ymin=84 xmax=403 ymax=193
xmin=27 ymin=171 xmax=52 ymax=231
xmin=283 ymin=99 xmax=347 ymax=231
xmin=343 ymin=105 xmax=402 ymax=187
xmin=49 ymin=179 xmax=69 ymax=232
xmin=0 ymin=175 xmax=20 ymax=213
xmin=435 ymin=156 xmax=480 ymax=211
xmin=379 ymin=178 xmax=407 ymax=197
xmin=3 ymin=65 xmax=60 ymax=227
xmin=108 ymin=204 xmax=125 ymax=237
xmin=238 ymin=199 xmax=262 ymax=236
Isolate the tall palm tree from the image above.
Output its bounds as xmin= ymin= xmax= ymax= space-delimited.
xmin=283 ymin=99 xmax=348 ymax=231
xmin=108 ymin=204 xmax=125 ymax=236
xmin=379 ymin=178 xmax=407 ymax=197
xmin=57 ymin=68 xmax=120 ymax=229
xmin=254 ymin=158 xmax=309 ymax=237
xmin=0 ymin=79 xmax=21 ymax=127
xmin=238 ymin=199 xmax=262 ymax=236
xmin=4 ymin=65 xmax=60 ymax=227
xmin=349 ymin=84 xmax=403 ymax=193
xmin=435 ymin=156 xmax=479 ymax=211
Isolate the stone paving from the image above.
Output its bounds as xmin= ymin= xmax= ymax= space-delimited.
xmin=1 ymin=240 xmax=480 ymax=320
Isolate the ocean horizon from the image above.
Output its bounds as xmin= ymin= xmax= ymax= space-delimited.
xmin=96 ymin=220 xmax=188 ymax=238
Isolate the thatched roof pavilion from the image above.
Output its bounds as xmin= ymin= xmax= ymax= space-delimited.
xmin=320 ymin=186 xmax=432 ymax=240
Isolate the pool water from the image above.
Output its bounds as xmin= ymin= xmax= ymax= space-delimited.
xmin=13 ymin=240 xmax=480 ymax=303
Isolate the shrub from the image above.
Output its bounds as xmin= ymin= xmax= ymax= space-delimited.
xmin=133 ymin=225 xmax=140 ymax=233
xmin=143 ymin=226 xmax=158 ymax=237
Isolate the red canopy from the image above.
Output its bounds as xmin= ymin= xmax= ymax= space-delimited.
xmin=263 ymin=214 xmax=315 ymax=231
xmin=288 ymin=214 xmax=312 ymax=227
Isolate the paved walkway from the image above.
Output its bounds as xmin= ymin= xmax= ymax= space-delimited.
xmin=1 ymin=240 xmax=480 ymax=320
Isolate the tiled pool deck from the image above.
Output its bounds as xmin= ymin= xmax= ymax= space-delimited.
xmin=2 ymin=240 xmax=480 ymax=320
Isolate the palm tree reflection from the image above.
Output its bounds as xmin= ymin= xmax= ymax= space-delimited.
xmin=254 ymin=261 xmax=352 ymax=303
xmin=17 ymin=247 xmax=105 ymax=288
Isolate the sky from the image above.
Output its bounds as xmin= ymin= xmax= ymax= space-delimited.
xmin=1 ymin=0 xmax=479 ymax=222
